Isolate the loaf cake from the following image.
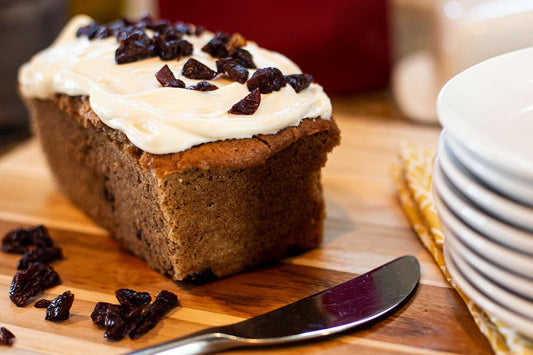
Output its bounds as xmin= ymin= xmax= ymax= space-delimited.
xmin=18 ymin=15 xmax=340 ymax=281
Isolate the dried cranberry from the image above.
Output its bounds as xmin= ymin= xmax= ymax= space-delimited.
xmin=247 ymin=67 xmax=285 ymax=94
xmin=91 ymin=302 xmax=120 ymax=326
xmin=146 ymin=19 xmax=171 ymax=33
xmin=115 ymin=289 xmax=152 ymax=308
xmin=175 ymin=22 xmax=195 ymax=35
xmin=202 ymin=32 xmax=230 ymax=58
xmin=2 ymin=225 xmax=53 ymax=254
xmin=150 ymin=290 xmax=178 ymax=315
xmin=284 ymin=74 xmax=313 ymax=93
xmin=9 ymin=263 xmax=60 ymax=307
xmin=94 ymin=25 xmax=113 ymax=39
xmin=226 ymin=33 xmax=247 ymax=54
xmin=104 ymin=306 xmax=128 ymax=341
xmin=194 ymin=26 xmax=205 ymax=36
xmin=187 ymin=81 xmax=219 ymax=91
xmin=216 ymin=58 xmax=249 ymax=84
xmin=0 ymin=327 xmax=15 ymax=346
xmin=181 ymin=58 xmax=216 ymax=80
xmin=115 ymin=30 xmax=156 ymax=64
xmin=231 ymin=47 xmax=256 ymax=69
xmin=34 ymin=299 xmax=52 ymax=308
xmin=76 ymin=22 xmax=101 ymax=39
xmin=229 ymin=88 xmax=261 ymax=115
xmin=17 ymin=247 xmax=63 ymax=270
xmin=106 ymin=19 xmax=129 ymax=36
xmin=159 ymin=26 xmax=183 ymax=41
xmin=155 ymin=37 xmax=193 ymax=61
xmin=45 ymin=291 xmax=74 ymax=321
xmin=129 ymin=290 xmax=178 ymax=339
xmin=156 ymin=65 xmax=185 ymax=88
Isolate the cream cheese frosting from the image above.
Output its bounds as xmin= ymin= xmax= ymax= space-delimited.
xmin=19 ymin=15 xmax=332 ymax=154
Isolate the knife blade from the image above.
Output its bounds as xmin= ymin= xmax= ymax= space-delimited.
xmin=130 ymin=255 xmax=420 ymax=355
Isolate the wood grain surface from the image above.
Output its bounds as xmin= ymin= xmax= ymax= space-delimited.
xmin=0 ymin=101 xmax=493 ymax=354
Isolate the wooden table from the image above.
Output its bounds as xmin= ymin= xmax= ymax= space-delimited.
xmin=0 ymin=96 xmax=493 ymax=354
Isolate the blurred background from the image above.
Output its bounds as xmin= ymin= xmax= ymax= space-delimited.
xmin=1 ymin=0 xmax=533 ymax=151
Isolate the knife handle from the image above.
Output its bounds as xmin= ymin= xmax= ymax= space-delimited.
xmin=129 ymin=328 xmax=240 ymax=355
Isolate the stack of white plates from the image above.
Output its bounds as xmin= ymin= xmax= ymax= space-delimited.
xmin=434 ymin=47 xmax=533 ymax=339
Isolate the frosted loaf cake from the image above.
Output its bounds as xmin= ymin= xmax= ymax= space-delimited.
xmin=18 ymin=15 xmax=340 ymax=281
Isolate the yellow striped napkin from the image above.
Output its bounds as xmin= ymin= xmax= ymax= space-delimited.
xmin=393 ymin=142 xmax=533 ymax=355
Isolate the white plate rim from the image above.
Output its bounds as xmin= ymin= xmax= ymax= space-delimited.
xmin=433 ymin=163 xmax=533 ymax=253
xmin=437 ymin=46 xmax=533 ymax=180
xmin=439 ymin=132 xmax=533 ymax=231
xmin=448 ymin=241 xmax=533 ymax=318
xmin=444 ymin=244 xmax=533 ymax=339
xmin=446 ymin=233 xmax=533 ymax=300
xmin=432 ymin=186 xmax=533 ymax=279
xmin=444 ymin=132 xmax=533 ymax=207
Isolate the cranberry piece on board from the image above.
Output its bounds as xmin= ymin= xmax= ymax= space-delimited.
xmin=0 ymin=327 xmax=15 ymax=346
xmin=9 ymin=263 xmax=60 ymax=307
xmin=45 ymin=291 xmax=75 ymax=322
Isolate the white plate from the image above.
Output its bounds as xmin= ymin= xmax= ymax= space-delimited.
xmin=437 ymin=46 xmax=533 ymax=180
xmin=444 ymin=244 xmax=533 ymax=339
xmin=432 ymin=187 xmax=533 ymax=280
xmin=446 ymin=234 xmax=533 ymax=301
xmin=448 ymin=241 xmax=533 ymax=318
xmin=438 ymin=132 xmax=533 ymax=231
xmin=445 ymin=133 xmax=533 ymax=207
xmin=433 ymin=163 xmax=533 ymax=254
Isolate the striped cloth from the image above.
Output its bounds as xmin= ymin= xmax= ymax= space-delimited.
xmin=393 ymin=142 xmax=533 ymax=355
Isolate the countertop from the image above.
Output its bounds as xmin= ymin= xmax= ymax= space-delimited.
xmin=0 ymin=94 xmax=493 ymax=354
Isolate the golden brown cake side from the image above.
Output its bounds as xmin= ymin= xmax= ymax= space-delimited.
xmin=25 ymin=95 xmax=340 ymax=280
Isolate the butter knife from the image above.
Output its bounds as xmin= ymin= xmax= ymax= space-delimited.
xmin=130 ymin=255 xmax=420 ymax=355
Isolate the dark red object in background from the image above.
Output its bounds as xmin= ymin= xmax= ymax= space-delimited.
xmin=158 ymin=0 xmax=390 ymax=95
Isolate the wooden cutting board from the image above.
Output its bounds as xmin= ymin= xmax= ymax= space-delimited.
xmin=0 ymin=106 xmax=493 ymax=354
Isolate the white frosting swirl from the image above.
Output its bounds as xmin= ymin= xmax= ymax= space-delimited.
xmin=18 ymin=15 xmax=332 ymax=154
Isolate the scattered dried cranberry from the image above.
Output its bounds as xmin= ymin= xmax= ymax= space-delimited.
xmin=91 ymin=302 xmax=120 ymax=326
xmin=216 ymin=58 xmax=249 ymax=84
xmin=2 ymin=225 xmax=53 ymax=254
xmin=115 ymin=30 xmax=156 ymax=64
xmin=104 ymin=306 xmax=128 ymax=341
xmin=175 ymin=22 xmax=195 ymax=35
xmin=194 ymin=26 xmax=205 ymax=36
xmin=129 ymin=290 xmax=178 ymax=339
xmin=228 ymin=88 xmax=261 ymax=115
xmin=45 ymin=291 xmax=74 ymax=322
xmin=202 ymin=32 xmax=230 ymax=58
xmin=9 ymin=263 xmax=61 ymax=307
xmin=231 ymin=47 xmax=256 ymax=69
xmin=76 ymin=22 xmax=101 ymax=39
xmin=247 ymin=67 xmax=286 ymax=94
xmin=0 ymin=327 xmax=15 ymax=346
xmin=115 ymin=289 xmax=152 ymax=308
xmin=92 ymin=290 xmax=178 ymax=341
xmin=181 ymin=58 xmax=216 ymax=80
xmin=34 ymin=299 xmax=52 ymax=308
xmin=187 ymin=81 xmax=219 ymax=91
xmin=155 ymin=35 xmax=193 ymax=61
xmin=17 ymin=246 xmax=63 ymax=270
xmin=284 ymin=74 xmax=313 ymax=93
xmin=226 ymin=33 xmax=247 ymax=54
xmin=155 ymin=65 xmax=185 ymax=88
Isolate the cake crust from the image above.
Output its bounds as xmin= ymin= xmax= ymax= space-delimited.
xmin=25 ymin=95 xmax=340 ymax=280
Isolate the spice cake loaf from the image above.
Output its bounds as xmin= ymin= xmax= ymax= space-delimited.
xmin=18 ymin=15 xmax=340 ymax=281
